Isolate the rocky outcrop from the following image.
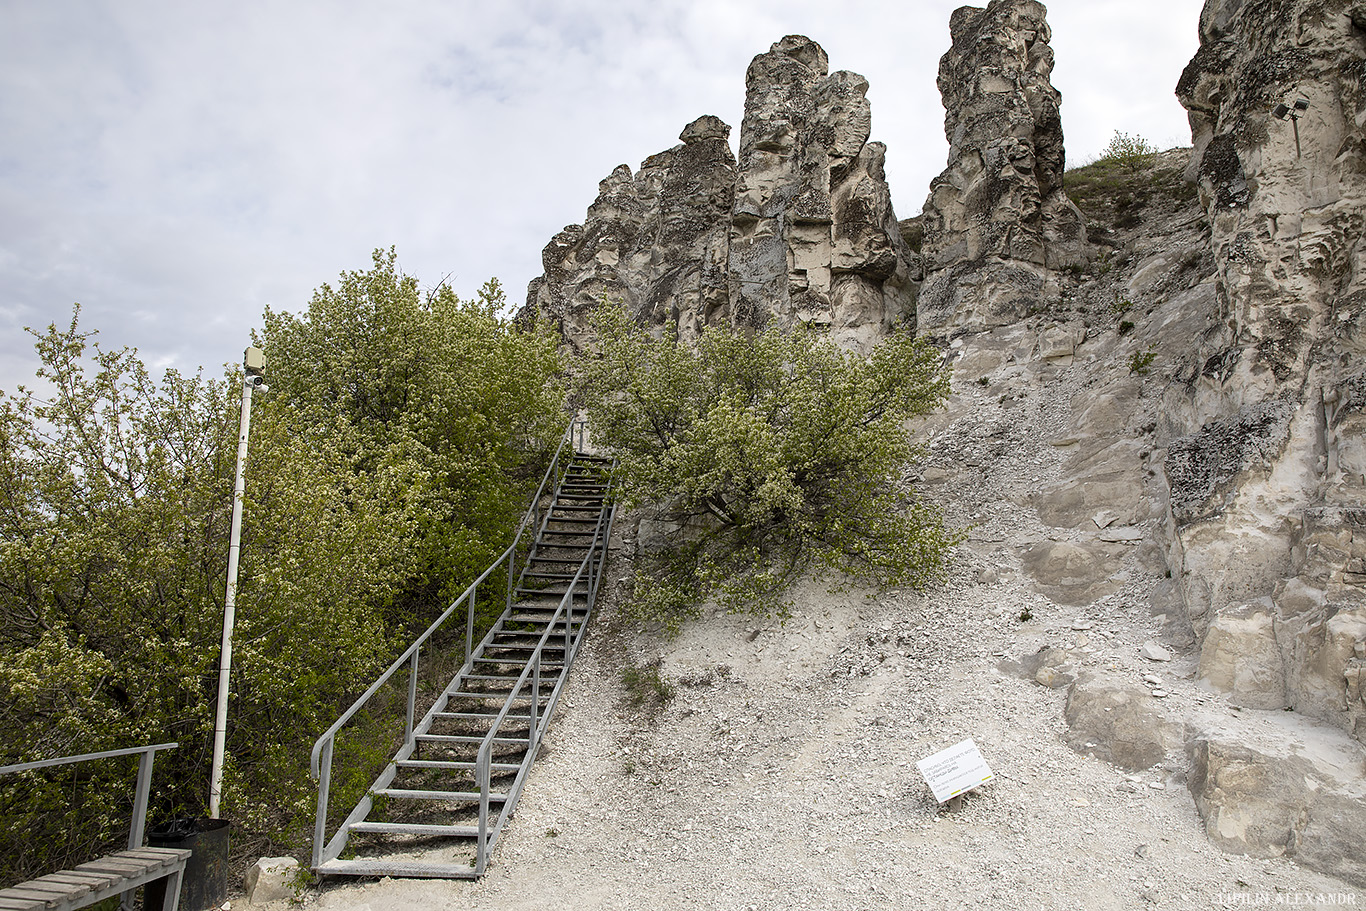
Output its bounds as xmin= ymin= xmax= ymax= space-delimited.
xmin=1188 ymin=723 xmax=1366 ymax=887
xmin=917 ymin=0 xmax=1087 ymax=333
xmin=523 ymin=115 xmax=736 ymax=351
xmin=1169 ymin=0 xmax=1366 ymax=745
xmin=727 ymin=36 xmax=916 ymax=349
xmin=1064 ymin=677 xmax=1186 ymax=771
xmin=524 ymin=37 xmax=915 ymax=352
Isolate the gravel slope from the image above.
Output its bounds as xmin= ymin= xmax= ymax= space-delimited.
xmin=276 ymin=548 xmax=1360 ymax=910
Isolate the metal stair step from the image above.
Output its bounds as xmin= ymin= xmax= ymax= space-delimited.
xmin=434 ymin=711 xmax=532 ymax=722
xmin=348 ymin=821 xmax=481 ymax=838
xmin=415 ymin=734 xmax=529 ymax=746
xmin=449 ymin=690 xmax=550 ymax=702
xmin=481 ymin=637 xmax=568 ymax=649
xmin=396 ymin=759 xmax=522 ymax=772
xmin=316 ymin=859 xmax=477 ymax=879
xmin=376 ymin=788 xmax=508 ymax=802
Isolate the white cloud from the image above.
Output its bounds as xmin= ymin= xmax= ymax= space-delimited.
xmin=0 ymin=0 xmax=1203 ymax=391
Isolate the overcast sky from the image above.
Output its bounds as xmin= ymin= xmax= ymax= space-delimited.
xmin=0 ymin=1 xmax=1201 ymax=390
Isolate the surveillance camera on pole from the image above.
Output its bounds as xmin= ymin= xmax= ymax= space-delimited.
xmin=209 ymin=345 xmax=267 ymax=821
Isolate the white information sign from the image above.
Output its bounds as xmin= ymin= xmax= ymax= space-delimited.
xmin=916 ymin=738 xmax=994 ymax=803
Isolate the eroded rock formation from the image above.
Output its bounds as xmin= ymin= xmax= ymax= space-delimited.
xmin=523 ymin=36 xmax=915 ymax=352
xmin=523 ymin=115 xmax=736 ymax=351
xmin=727 ymin=36 xmax=916 ymax=348
xmin=917 ymin=0 xmax=1088 ymax=333
xmin=1170 ymin=0 xmax=1366 ymax=744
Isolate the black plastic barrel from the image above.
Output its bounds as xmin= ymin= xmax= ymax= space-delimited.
xmin=144 ymin=817 xmax=230 ymax=911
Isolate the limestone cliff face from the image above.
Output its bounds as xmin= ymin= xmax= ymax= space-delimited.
xmin=524 ymin=36 xmax=915 ymax=352
xmin=917 ymin=0 xmax=1088 ymax=333
xmin=515 ymin=4 xmax=1366 ymax=885
xmin=1168 ymin=0 xmax=1366 ymax=744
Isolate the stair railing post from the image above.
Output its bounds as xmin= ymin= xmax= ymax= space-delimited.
xmin=530 ymin=653 xmax=540 ymax=749
xmin=405 ymin=645 xmax=420 ymax=745
xmin=466 ymin=581 xmax=477 ymax=667
xmin=128 ymin=747 xmax=154 ymax=851
xmin=313 ymin=737 xmax=334 ymax=868
xmin=564 ymin=589 xmax=572 ymax=658
xmin=476 ymin=739 xmax=491 ymax=876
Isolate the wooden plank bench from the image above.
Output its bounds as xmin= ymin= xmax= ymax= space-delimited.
xmin=0 ymin=744 xmax=187 ymax=911
xmin=0 ymin=847 xmax=190 ymax=911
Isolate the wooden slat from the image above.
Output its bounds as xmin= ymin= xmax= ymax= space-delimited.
xmin=3 ymin=883 xmax=73 ymax=905
xmin=0 ymin=848 xmax=189 ymax=911
xmin=0 ymin=885 xmax=63 ymax=910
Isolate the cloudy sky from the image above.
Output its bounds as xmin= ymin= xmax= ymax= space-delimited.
xmin=1 ymin=1 xmax=1201 ymax=390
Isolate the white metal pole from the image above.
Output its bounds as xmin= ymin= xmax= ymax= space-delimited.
xmin=209 ymin=371 xmax=256 ymax=819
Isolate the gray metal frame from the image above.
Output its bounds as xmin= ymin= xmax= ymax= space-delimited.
xmin=309 ymin=420 xmax=616 ymax=874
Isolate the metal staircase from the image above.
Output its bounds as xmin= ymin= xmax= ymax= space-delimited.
xmin=309 ymin=423 xmax=615 ymax=878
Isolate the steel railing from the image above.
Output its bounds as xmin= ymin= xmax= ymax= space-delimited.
xmin=308 ymin=418 xmax=609 ymax=870
xmin=469 ymin=467 xmax=616 ymax=873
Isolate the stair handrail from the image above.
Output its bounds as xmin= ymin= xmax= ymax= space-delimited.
xmin=470 ymin=464 xmax=617 ymax=873
xmin=308 ymin=418 xmax=583 ymax=868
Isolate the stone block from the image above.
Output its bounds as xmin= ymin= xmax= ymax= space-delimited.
xmin=1197 ymin=605 xmax=1287 ymax=709
xmin=245 ymin=856 xmax=299 ymax=905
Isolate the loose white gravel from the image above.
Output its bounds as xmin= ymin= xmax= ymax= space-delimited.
xmin=273 ymin=548 xmax=1360 ymax=910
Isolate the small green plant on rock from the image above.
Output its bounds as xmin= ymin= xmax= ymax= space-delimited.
xmin=1099 ymin=130 xmax=1157 ymax=172
xmin=1129 ymin=348 xmax=1157 ymax=375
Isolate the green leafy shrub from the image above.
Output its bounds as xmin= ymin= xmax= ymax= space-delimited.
xmin=259 ymin=249 xmax=566 ymax=619
xmin=574 ymin=304 xmax=959 ymax=626
xmin=1099 ymin=131 xmax=1157 ymax=171
xmin=0 ymin=251 xmax=565 ymax=879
